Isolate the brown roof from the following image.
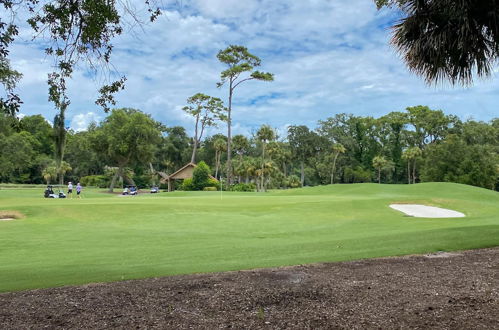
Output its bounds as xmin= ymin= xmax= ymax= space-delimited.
xmin=159 ymin=163 xmax=218 ymax=184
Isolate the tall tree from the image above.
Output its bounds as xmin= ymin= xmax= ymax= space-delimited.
xmin=182 ymin=93 xmax=227 ymax=163
xmin=402 ymin=147 xmax=422 ymax=184
xmin=256 ymin=125 xmax=275 ymax=192
xmin=213 ymin=137 xmax=227 ymax=179
xmin=216 ymin=45 xmax=274 ymax=184
xmin=232 ymin=134 xmax=250 ymax=182
xmin=287 ymin=125 xmax=318 ymax=186
xmin=232 ymin=134 xmax=250 ymax=162
xmin=331 ymin=143 xmax=346 ymax=184
xmin=378 ymin=111 xmax=408 ymax=183
xmin=421 ymin=135 xmax=498 ymax=190
xmin=92 ymin=108 xmax=161 ymax=192
xmin=372 ymin=155 xmax=393 ymax=184
xmin=406 ymin=106 xmax=457 ymax=149
xmin=157 ymin=126 xmax=191 ymax=171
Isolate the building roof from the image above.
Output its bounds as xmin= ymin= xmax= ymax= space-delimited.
xmin=159 ymin=163 xmax=218 ymax=184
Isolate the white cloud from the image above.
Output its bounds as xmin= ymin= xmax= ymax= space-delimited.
xmin=7 ymin=0 xmax=499 ymax=137
xmin=70 ymin=112 xmax=102 ymax=132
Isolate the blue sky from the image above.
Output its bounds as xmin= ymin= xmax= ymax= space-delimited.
xmin=9 ymin=0 xmax=499 ymax=135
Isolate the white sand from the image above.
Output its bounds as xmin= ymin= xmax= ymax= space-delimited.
xmin=389 ymin=204 xmax=465 ymax=218
xmin=0 ymin=218 xmax=15 ymax=221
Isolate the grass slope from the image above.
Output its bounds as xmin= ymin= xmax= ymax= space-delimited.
xmin=0 ymin=182 xmax=498 ymax=292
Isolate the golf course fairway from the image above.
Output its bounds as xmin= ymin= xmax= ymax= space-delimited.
xmin=0 ymin=182 xmax=498 ymax=293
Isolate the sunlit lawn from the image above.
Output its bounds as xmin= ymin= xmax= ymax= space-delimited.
xmin=0 ymin=182 xmax=498 ymax=292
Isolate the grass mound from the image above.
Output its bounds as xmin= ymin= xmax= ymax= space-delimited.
xmin=0 ymin=182 xmax=497 ymax=292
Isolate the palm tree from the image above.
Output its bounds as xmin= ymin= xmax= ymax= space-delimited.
xmin=213 ymin=137 xmax=226 ymax=179
xmin=372 ymin=155 xmax=393 ymax=184
xmin=261 ymin=160 xmax=278 ymax=191
xmin=331 ymin=143 xmax=346 ymax=184
xmin=402 ymin=147 xmax=422 ymax=184
xmin=232 ymin=135 xmax=249 ymax=182
xmin=382 ymin=0 xmax=499 ymax=85
xmin=256 ymin=125 xmax=275 ymax=192
xmin=42 ymin=164 xmax=57 ymax=184
xmin=241 ymin=156 xmax=257 ymax=184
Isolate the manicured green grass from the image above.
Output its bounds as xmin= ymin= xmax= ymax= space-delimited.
xmin=0 ymin=182 xmax=498 ymax=292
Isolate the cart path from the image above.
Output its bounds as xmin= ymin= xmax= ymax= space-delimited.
xmin=1 ymin=247 xmax=498 ymax=329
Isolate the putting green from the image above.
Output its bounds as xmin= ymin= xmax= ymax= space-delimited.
xmin=0 ymin=182 xmax=498 ymax=292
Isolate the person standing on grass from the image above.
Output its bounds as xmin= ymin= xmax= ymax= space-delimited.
xmin=76 ymin=183 xmax=82 ymax=199
xmin=67 ymin=181 xmax=73 ymax=198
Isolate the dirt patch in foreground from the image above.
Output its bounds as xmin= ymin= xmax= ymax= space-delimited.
xmin=1 ymin=248 xmax=498 ymax=329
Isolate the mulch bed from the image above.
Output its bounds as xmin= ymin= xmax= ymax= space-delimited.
xmin=1 ymin=248 xmax=498 ymax=329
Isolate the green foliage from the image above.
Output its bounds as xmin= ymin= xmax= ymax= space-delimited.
xmin=0 ymin=106 xmax=496 ymax=192
xmin=217 ymin=45 xmax=274 ymax=183
xmin=203 ymin=186 xmax=217 ymax=191
xmin=183 ymin=93 xmax=227 ymax=162
xmin=286 ymin=175 xmax=301 ymax=188
xmin=180 ymin=178 xmax=194 ymax=191
xmin=0 ymin=57 xmax=22 ymax=115
xmin=378 ymin=0 xmax=499 ymax=85
xmin=421 ymin=135 xmax=498 ymax=190
xmin=192 ymin=161 xmax=211 ymax=190
xmin=0 ymin=131 xmax=37 ymax=183
xmin=217 ymin=45 xmax=274 ymax=87
xmin=132 ymin=175 xmax=152 ymax=189
xmin=344 ymin=166 xmax=372 ymax=183
xmin=207 ymin=178 xmax=220 ymax=190
xmin=91 ymin=108 xmax=162 ymax=191
xmin=80 ymin=175 xmax=109 ymax=188
xmin=229 ymin=183 xmax=256 ymax=192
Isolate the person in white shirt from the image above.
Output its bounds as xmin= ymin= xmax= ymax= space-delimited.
xmin=67 ymin=182 xmax=73 ymax=199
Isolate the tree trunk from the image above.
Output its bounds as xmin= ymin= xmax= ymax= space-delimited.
xmin=412 ymin=159 xmax=416 ymax=184
xmin=190 ymin=114 xmax=199 ymax=163
xmin=407 ymin=161 xmax=411 ymax=184
xmin=215 ymin=151 xmax=220 ymax=179
xmin=261 ymin=143 xmax=265 ymax=192
xmin=109 ymin=167 xmax=122 ymax=192
xmin=190 ymin=138 xmax=198 ymax=163
xmin=54 ymin=110 xmax=67 ymax=186
xmin=378 ymin=168 xmax=381 ymax=184
xmin=300 ymin=161 xmax=305 ymax=187
xmin=124 ymin=175 xmax=136 ymax=186
xmin=226 ymin=80 xmax=233 ymax=187
xmin=331 ymin=153 xmax=339 ymax=184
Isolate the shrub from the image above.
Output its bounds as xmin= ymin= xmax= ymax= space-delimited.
xmin=286 ymin=175 xmax=301 ymax=188
xmin=229 ymin=183 xmax=256 ymax=192
xmin=180 ymin=178 xmax=194 ymax=191
xmin=203 ymin=186 xmax=217 ymax=191
xmin=133 ymin=175 xmax=152 ymax=189
xmin=192 ymin=161 xmax=211 ymax=190
xmin=207 ymin=178 xmax=220 ymax=190
xmin=80 ymin=175 xmax=110 ymax=188
xmin=344 ymin=166 xmax=372 ymax=183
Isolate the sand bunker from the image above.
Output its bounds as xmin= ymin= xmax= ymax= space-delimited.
xmin=390 ymin=204 xmax=465 ymax=218
xmin=0 ymin=210 xmax=24 ymax=221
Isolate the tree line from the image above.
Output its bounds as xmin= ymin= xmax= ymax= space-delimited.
xmin=1 ymin=105 xmax=497 ymax=191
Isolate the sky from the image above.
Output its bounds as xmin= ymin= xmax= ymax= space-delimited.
xmin=9 ymin=0 xmax=499 ymax=135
